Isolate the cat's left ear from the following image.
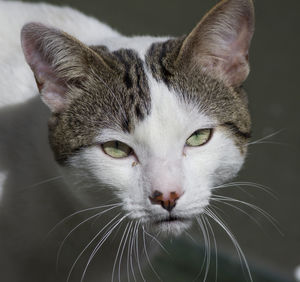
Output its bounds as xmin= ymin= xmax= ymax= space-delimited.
xmin=176 ymin=0 xmax=255 ymax=87
xmin=21 ymin=23 xmax=111 ymax=113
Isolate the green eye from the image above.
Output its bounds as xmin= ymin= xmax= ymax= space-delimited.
xmin=102 ymin=141 xmax=133 ymax=158
xmin=186 ymin=129 xmax=212 ymax=147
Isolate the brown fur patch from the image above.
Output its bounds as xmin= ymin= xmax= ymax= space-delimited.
xmin=49 ymin=47 xmax=151 ymax=163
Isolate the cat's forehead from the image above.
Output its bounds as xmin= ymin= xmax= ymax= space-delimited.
xmin=132 ymin=77 xmax=215 ymax=155
xmin=90 ymin=43 xmax=219 ymax=142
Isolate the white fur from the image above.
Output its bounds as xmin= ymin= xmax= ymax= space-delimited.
xmin=0 ymin=1 xmax=246 ymax=281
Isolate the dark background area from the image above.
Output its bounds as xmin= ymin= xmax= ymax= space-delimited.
xmin=16 ymin=0 xmax=300 ymax=281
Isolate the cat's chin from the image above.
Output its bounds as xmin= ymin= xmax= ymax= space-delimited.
xmin=152 ymin=217 xmax=192 ymax=235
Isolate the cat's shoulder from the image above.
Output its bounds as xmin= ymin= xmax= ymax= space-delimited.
xmin=0 ymin=1 xmax=120 ymax=45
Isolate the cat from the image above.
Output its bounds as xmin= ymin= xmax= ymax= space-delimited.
xmin=0 ymin=0 xmax=254 ymax=281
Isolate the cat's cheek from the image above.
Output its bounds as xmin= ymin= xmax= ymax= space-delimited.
xmin=179 ymin=155 xmax=212 ymax=216
xmin=213 ymin=131 xmax=246 ymax=185
xmin=64 ymin=147 xmax=141 ymax=193
xmin=179 ymin=130 xmax=245 ymax=213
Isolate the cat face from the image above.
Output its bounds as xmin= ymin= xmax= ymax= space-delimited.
xmin=65 ymin=78 xmax=248 ymax=235
xmin=21 ymin=0 xmax=254 ymax=234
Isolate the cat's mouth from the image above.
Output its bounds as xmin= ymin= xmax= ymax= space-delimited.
xmin=154 ymin=215 xmax=186 ymax=225
xmin=152 ymin=215 xmax=192 ymax=234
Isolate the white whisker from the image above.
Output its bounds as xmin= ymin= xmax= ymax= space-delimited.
xmin=80 ymin=213 xmax=128 ymax=282
xmin=126 ymin=221 xmax=135 ymax=282
xmin=210 ymin=198 xmax=263 ymax=230
xmin=194 ymin=218 xmax=206 ymax=281
xmin=135 ymin=221 xmax=145 ymax=282
xmin=211 ymin=195 xmax=282 ymax=235
xmin=67 ymin=212 xmax=123 ymax=282
xmin=184 ymin=230 xmax=197 ymax=244
xmin=128 ymin=221 xmax=138 ymax=282
xmin=212 ymin=181 xmax=276 ymax=199
xmin=205 ymin=207 xmax=253 ymax=282
xmin=47 ymin=203 xmax=122 ymax=238
xmin=246 ymin=129 xmax=283 ymax=146
xmin=142 ymin=225 xmax=162 ymax=281
xmin=201 ymin=216 xmax=211 ymax=282
xmin=20 ymin=175 xmax=63 ymax=192
xmin=56 ymin=204 xmax=120 ymax=269
xmin=204 ymin=216 xmax=218 ymax=282
xmin=111 ymin=222 xmax=130 ymax=282
xmin=118 ymin=221 xmax=132 ymax=282
xmin=143 ymin=228 xmax=169 ymax=255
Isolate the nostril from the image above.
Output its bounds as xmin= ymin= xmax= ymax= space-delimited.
xmin=149 ymin=190 xmax=163 ymax=205
xmin=153 ymin=190 xmax=163 ymax=199
xmin=149 ymin=190 xmax=181 ymax=212
xmin=170 ymin=191 xmax=180 ymax=201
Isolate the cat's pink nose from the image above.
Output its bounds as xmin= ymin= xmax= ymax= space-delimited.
xmin=149 ymin=190 xmax=181 ymax=212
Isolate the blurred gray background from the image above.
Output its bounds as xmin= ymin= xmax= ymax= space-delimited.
xmin=16 ymin=0 xmax=300 ymax=280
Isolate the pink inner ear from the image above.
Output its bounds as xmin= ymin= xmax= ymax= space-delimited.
xmin=31 ymin=56 xmax=68 ymax=112
xmin=21 ymin=23 xmax=68 ymax=113
xmin=196 ymin=28 xmax=251 ymax=87
xmin=40 ymin=80 xmax=68 ymax=112
xmin=33 ymin=59 xmax=68 ymax=112
xmin=217 ymin=21 xmax=252 ymax=86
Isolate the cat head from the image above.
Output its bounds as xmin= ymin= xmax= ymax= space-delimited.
xmin=21 ymin=0 xmax=254 ymax=235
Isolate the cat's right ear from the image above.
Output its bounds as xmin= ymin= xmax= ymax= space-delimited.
xmin=21 ymin=23 xmax=110 ymax=113
xmin=176 ymin=0 xmax=254 ymax=87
